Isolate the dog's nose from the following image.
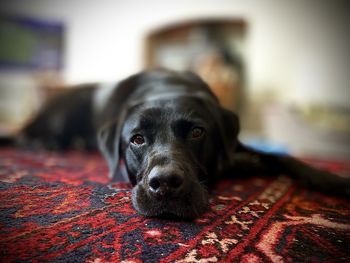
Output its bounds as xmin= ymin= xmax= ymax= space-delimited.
xmin=148 ymin=167 xmax=184 ymax=198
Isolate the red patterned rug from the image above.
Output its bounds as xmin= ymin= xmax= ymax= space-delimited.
xmin=0 ymin=148 xmax=349 ymax=262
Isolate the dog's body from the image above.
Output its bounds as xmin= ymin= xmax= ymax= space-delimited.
xmin=20 ymin=70 xmax=349 ymax=218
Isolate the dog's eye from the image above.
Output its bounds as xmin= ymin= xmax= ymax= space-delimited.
xmin=131 ymin=135 xmax=145 ymax=145
xmin=191 ymin=127 xmax=205 ymax=139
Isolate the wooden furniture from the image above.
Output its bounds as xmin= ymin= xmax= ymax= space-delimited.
xmin=144 ymin=19 xmax=246 ymax=112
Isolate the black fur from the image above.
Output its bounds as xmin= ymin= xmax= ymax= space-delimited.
xmin=19 ymin=69 xmax=350 ymax=219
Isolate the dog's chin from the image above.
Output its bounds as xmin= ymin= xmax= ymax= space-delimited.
xmin=131 ymin=183 xmax=209 ymax=219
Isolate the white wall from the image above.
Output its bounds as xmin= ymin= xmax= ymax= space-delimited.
xmin=2 ymin=0 xmax=350 ymax=106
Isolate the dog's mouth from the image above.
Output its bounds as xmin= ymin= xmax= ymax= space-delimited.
xmin=131 ymin=181 xmax=209 ymax=219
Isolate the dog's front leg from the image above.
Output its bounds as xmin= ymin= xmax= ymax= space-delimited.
xmin=224 ymin=142 xmax=350 ymax=197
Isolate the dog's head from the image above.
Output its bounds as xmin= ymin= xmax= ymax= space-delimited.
xmin=98 ymin=70 xmax=239 ymax=218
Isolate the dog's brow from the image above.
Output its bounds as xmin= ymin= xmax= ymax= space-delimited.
xmin=174 ymin=119 xmax=194 ymax=129
xmin=139 ymin=116 xmax=154 ymax=130
xmin=172 ymin=117 xmax=206 ymax=138
xmin=175 ymin=111 xmax=206 ymax=126
xmin=134 ymin=109 xmax=161 ymax=130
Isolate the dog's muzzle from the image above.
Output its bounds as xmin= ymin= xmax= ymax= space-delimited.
xmin=131 ymin=163 xmax=209 ymax=219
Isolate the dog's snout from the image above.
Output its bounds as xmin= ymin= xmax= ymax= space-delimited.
xmin=148 ymin=166 xmax=184 ymax=198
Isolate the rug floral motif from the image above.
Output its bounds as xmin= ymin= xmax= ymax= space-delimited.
xmin=0 ymin=149 xmax=349 ymax=262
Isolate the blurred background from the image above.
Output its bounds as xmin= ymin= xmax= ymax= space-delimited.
xmin=0 ymin=0 xmax=349 ymax=158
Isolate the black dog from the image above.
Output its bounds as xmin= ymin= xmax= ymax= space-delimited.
xmin=20 ymin=70 xmax=350 ymax=218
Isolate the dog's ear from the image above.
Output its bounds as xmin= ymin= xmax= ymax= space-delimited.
xmin=218 ymin=107 xmax=240 ymax=167
xmin=220 ymin=107 xmax=240 ymax=139
xmin=97 ymin=120 xmax=126 ymax=182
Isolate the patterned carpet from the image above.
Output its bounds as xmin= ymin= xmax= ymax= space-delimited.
xmin=0 ymin=148 xmax=349 ymax=262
